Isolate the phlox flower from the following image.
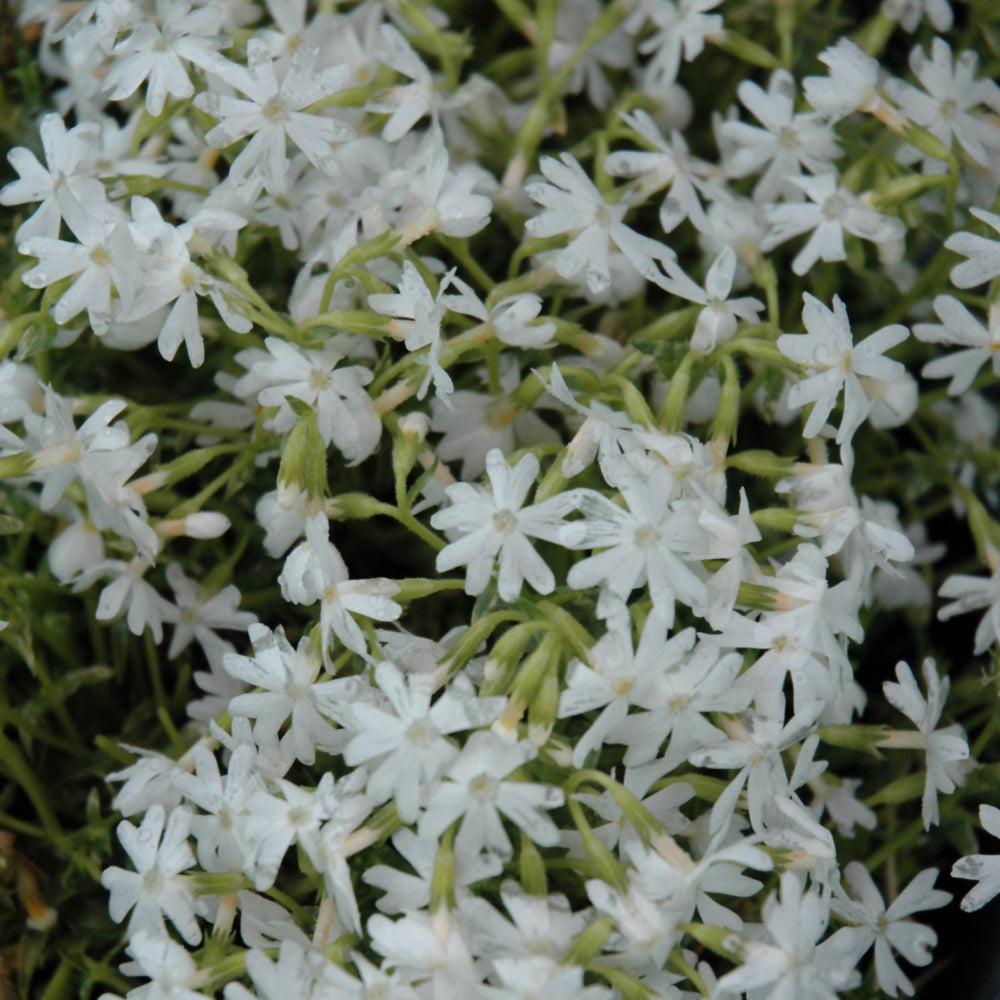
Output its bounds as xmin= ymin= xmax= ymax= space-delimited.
xmin=369 ymin=261 xmax=484 ymax=403
xmin=19 ymin=178 xmax=137 ymax=335
xmin=914 ymin=295 xmax=1000 ymax=396
xmin=165 ymin=564 xmax=257 ymax=664
xmin=418 ymin=731 xmax=564 ymax=857
xmin=244 ymin=336 xmax=381 ymax=464
xmin=492 ymin=957 xmax=614 ymax=1000
xmin=717 ymin=68 xmax=840 ymax=203
xmin=888 ymin=37 xmax=1000 ymax=169
xmin=831 ymin=862 xmax=949 ymax=997
xmin=171 ymin=744 xmax=261 ymax=873
xmin=0 ymin=113 xmax=98 ymax=242
xmin=101 ymin=804 xmax=200 ymax=945
xmin=224 ymin=622 xmax=367 ymax=764
xmin=99 ymin=930 xmax=211 ymax=1000
xmin=778 ymin=293 xmax=908 ymax=445
xmin=952 ymin=804 xmax=1000 ymax=912
xmin=102 ymin=0 xmax=226 ymax=117
xmin=661 ymin=246 xmax=764 ymax=352
xmin=715 ymin=872 xmax=859 ymax=1000
xmin=604 ymin=108 xmax=715 ymax=232
xmin=524 ymin=152 xmax=675 ymax=293
xmin=120 ymin=197 xmax=252 ymax=368
xmin=368 ymin=910 xmax=483 ymax=999
xmin=363 ymin=827 xmax=502 ymax=914
xmin=458 ymin=881 xmax=588 ymax=962
xmin=195 ymin=39 xmax=355 ymax=195
xmin=625 ymin=0 xmax=723 ymax=89
xmin=944 ymin=208 xmax=1000 ymax=288
xmin=623 ymin=830 xmax=772 ymax=932
xmin=761 ymin=173 xmax=905 ymax=276
xmin=561 ymin=459 xmax=709 ymax=625
xmin=937 ymin=561 xmax=1000 ymax=654
xmin=342 ymin=661 xmax=504 ymax=823
xmin=880 ymin=659 xmax=969 ymax=829
xmin=803 ymin=38 xmax=884 ymax=119
xmin=235 ymin=939 xmax=363 ymax=1000
xmin=430 ymin=355 xmax=560 ymax=480
xmin=431 ymin=448 xmax=577 ymax=602
xmin=279 ymin=511 xmax=402 ymax=662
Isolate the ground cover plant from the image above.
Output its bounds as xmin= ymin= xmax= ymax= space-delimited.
xmin=3 ymin=0 xmax=1000 ymax=996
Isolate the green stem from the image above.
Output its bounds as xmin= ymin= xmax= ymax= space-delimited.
xmin=0 ymin=728 xmax=63 ymax=842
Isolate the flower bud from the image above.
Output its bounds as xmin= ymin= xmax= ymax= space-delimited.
xmin=276 ymin=405 xmax=327 ymax=507
xmin=562 ymin=916 xmax=616 ymax=967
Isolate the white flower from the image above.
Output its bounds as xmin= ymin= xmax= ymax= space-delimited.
xmin=524 ymin=153 xmax=674 ymax=293
xmin=342 ymin=661 xmax=503 ymax=823
xmin=778 ymin=293 xmax=909 ymax=445
xmin=279 ymin=511 xmax=401 ymax=661
xmin=491 ymin=957 xmax=613 ymax=1000
xmin=240 ymin=939 xmax=363 ymax=1000
xmin=0 ymin=113 xmax=98 ymax=242
xmin=542 ymin=362 xmax=641 ymax=479
xmin=103 ymin=0 xmax=226 ymax=117
xmin=887 ymin=37 xmax=1000 ymax=169
xmin=458 ymin=881 xmax=588 ymax=961
xmin=430 ymin=355 xmax=560 ymax=480
xmin=100 ymin=804 xmax=200 ymax=945
xmin=371 ymin=24 xmax=436 ymax=143
xmin=19 ymin=179 xmax=135 ymax=335
xmin=604 ymin=108 xmax=715 ymax=232
xmin=246 ymin=336 xmax=381 ymax=464
xmin=761 ymin=173 xmax=905 ymax=276
xmin=716 ymin=872 xmax=858 ymax=1000
xmin=952 ymin=804 xmax=1000 ymax=912
xmin=489 ymin=293 xmax=556 ymax=348
xmin=944 ymin=208 xmax=1000 ymax=288
xmin=885 ymin=0 xmax=953 ymax=32
xmin=165 ymin=564 xmax=257 ymax=663
xmin=880 ymin=659 xmax=969 ymax=829
xmin=626 ymin=0 xmax=723 ymax=88
xmin=171 ymin=744 xmax=260 ymax=873
xmin=194 ymin=39 xmax=355 ymax=194
xmin=103 ymin=930 xmax=211 ymax=1000
xmin=561 ymin=460 xmax=709 ymax=625
xmin=689 ymin=710 xmax=817 ymax=835
xmin=121 ymin=197 xmax=252 ymax=368
xmin=662 ymin=246 xmax=764 ymax=352
xmin=914 ymin=294 xmax=1000 ymax=396
xmin=224 ymin=622 xmax=365 ymax=764
xmin=831 ymin=862 xmax=949 ymax=997
xmin=369 ymin=262 xmax=484 ymax=403
xmin=937 ymin=562 xmax=1000 ymax=653
xmin=363 ymin=827 xmax=502 ymax=914
xmin=803 ymin=38 xmax=884 ymax=119
xmin=420 ymin=731 xmax=563 ymax=857
xmin=431 ymin=448 xmax=577 ymax=602
xmin=717 ymin=68 xmax=840 ymax=203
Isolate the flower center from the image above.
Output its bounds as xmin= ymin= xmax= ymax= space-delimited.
xmin=406 ymin=720 xmax=436 ymax=748
xmin=822 ymin=193 xmax=846 ymax=219
xmin=264 ymin=100 xmax=290 ymax=124
xmin=469 ymin=773 xmax=498 ymax=802
xmin=487 ymin=399 xmax=517 ymax=430
xmin=778 ymin=125 xmax=799 ymax=149
xmin=634 ymin=523 xmax=660 ymax=550
xmin=493 ymin=509 xmax=518 ymax=534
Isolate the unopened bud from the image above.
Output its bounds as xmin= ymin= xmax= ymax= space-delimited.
xmin=277 ymin=406 xmax=327 ymax=505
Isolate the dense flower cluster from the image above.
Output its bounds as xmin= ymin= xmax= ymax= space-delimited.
xmin=3 ymin=0 xmax=1000 ymax=997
